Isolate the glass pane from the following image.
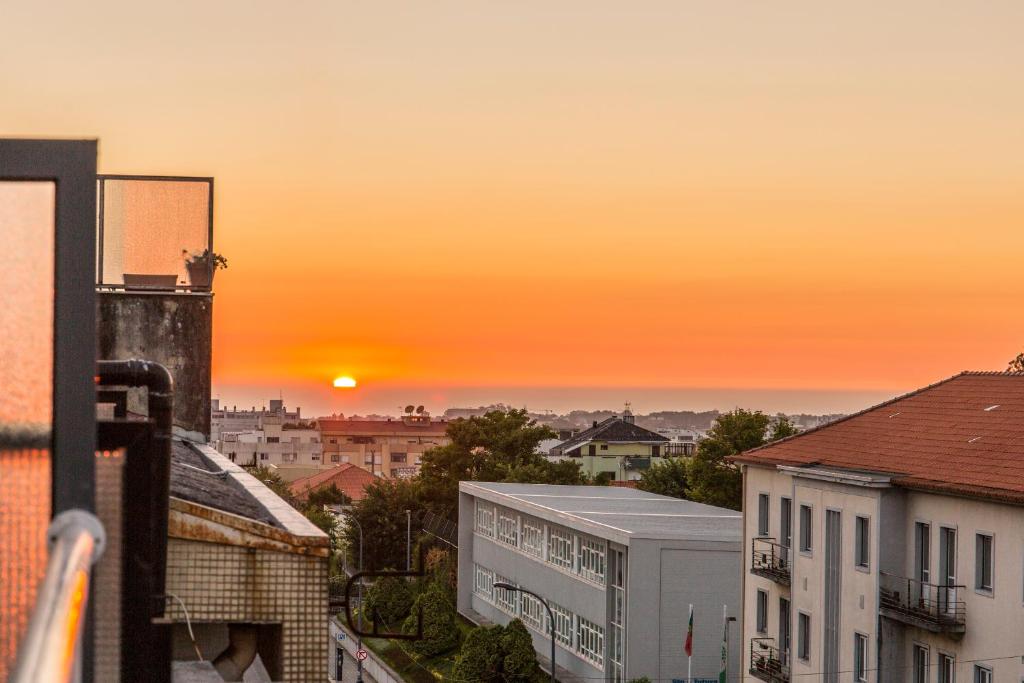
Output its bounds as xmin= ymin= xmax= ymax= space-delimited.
xmin=98 ymin=178 xmax=210 ymax=288
xmin=0 ymin=180 xmax=55 ymax=682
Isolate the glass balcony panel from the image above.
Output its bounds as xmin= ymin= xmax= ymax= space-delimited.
xmin=0 ymin=180 xmax=55 ymax=681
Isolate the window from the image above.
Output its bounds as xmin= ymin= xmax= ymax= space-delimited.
xmin=855 ymin=516 xmax=870 ymax=569
xmin=853 ymin=633 xmax=867 ymax=682
xmin=520 ymin=592 xmax=546 ymax=632
xmin=576 ymin=615 xmax=604 ymax=667
xmin=497 ymin=509 xmax=519 ymax=547
xmin=652 ymin=445 xmax=660 ymax=457
xmin=976 ymin=533 xmax=993 ymax=592
xmin=588 ymin=445 xmax=597 ymax=456
xmin=600 ymin=444 xmax=608 ymax=450
xmin=363 ymin=455 xmax=374 ymax=465
xmin=755 ymin=589 xmax=768 ymax=633
xmin=548 ymin=526 xmax=574 ymax=570
xmin=266 ymin=436 xmax=280 ymax=443
xmin=260 ymin=453 xmax=268 ymax=460
xmin=473 ymin=564 xmax=493 ymax=599
xmin=550 ymin=602 xmax=573 ymax=648
xmin=974 ymin=665 xmax=992 ymax=683
xmin=578 ymin=536 xmax=606 ymax=584
xmin=912 ymin=645 xmax=929 ymax=683
xmin=475 ymin=501 xmax=495 ymax=537
xmin=390 ymin=452 xmax=407 ymax=463
xmin=311 ymin=454 xmax=319 ymax=461
xmin=494 ymin=575 xmax=518 ymax=614
xmin=799 ymin=505 xmax=812 ymax=552
xmin=938 ymin=654 xmax=955 ymax=683
xmin=331 ymin=454 xmax=340 ymax=463
xmin=521 ymin=517 xmax=544 ymax=558
xmin=797 ymin=612 xmax=810 ymax=661
xmin=758 ymin=493 xmax=770 ymax=536
xmin=780 ymin=497 xmax=792 ymax=548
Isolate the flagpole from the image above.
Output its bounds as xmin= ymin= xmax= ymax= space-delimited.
xmin=687 ymin=603 xmax=693 ymax=683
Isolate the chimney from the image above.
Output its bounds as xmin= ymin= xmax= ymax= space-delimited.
xmin=593 ymin=420 xmax=598 ymax=428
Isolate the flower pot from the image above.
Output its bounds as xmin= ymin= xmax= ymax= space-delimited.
xmin=186 ymin=261 xmax=214 ymax=288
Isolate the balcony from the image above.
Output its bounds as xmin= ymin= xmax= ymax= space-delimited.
xmin=751 ymin=538 xmax=791 ymax=586
xmin=879 ymin=572 xmax=966 ymax=636
xmin=749 ymin=638 xmax=789 ymax=683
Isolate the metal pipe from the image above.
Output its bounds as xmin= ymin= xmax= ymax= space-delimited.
xmin=493 ymin=583 xmax=555 ymax=683
xmin=343 ymin=512 xmax=365 ymax=683
xmin=11 ymin=510 xmax=106 ymax=683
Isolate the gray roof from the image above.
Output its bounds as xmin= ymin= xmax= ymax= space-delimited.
xmin=461 ymin=482 xmax=741 ymax=544
xmin=170 ymin=440 xmax=281 ymax=527
xmin=553 ymin=416 xmax=669 ymax=455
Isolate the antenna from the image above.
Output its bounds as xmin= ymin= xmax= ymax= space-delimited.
xmin=415 ymin=405 xmax=425 ymax=415
xmin=405 ymin=405 xmax=415 ymax=414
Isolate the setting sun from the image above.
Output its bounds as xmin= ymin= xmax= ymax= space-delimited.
xmin=332 ymin=376 xmax=357 ymax=389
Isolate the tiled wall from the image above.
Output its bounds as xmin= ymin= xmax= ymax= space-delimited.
xmin=164 ymin=539 xmax=328 ymax=682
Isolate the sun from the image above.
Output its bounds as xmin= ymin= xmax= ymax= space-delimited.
xmin=333 ymin=376 xmax=357 ymax=388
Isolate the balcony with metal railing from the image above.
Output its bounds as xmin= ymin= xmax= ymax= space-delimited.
xmin=749 ymin=638 xmax=789 ymax=683
xmin=879 ymin=571 xmax=966 ymax=635
xmin=751 ymin=537 xmax=791 ymax=586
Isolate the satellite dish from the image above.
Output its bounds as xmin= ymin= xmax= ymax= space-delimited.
xmin=405 ymin=405 xmax=415 ymax=414
xmin=416 ymin=405 xmax=425 ymax=414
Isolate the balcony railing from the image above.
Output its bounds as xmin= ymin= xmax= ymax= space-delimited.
xmin=749 ymin=638 xmax=789 ymax=683
xmin=751 ymin=538 xmax=791 ymax=586
xmin=879 ymin=572 xmax=966 ymax=635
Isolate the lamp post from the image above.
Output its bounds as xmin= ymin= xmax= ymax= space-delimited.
xmin=493 ymin=583 xmax=555 ymax=683
xmin=344 ymin=512 xmax=365 ymax=683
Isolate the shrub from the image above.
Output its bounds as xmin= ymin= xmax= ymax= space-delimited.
xmin=500 ymin=619 xmax=539 ymax=681
xmin=364 ymin=575 xmax=414 ymax=627
xmin=452 ymin=625 xmax=504 ymax=682
xmin=403 ymin=581 xmax=459 ymax=656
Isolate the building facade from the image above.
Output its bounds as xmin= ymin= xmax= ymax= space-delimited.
xmin=216 ymin=415 xmax=322 ymax=468
xmin=550 ymin=412 xmax=671 ymax=481
xmin=211 ymin=398 xmax=302 ymax=443
xmin=316 ymin=415 xmax=450 ymax=478
xmin=457 ymin=482 xmax=742 ymax=683
xmin=734 ymin=372 xmax=1024 ymax=683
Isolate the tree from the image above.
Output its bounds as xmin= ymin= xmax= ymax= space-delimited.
xmin=500 ymin=619 xmax=539 ymax=681
xmin=637 ymin=457 xmax=689 ymax=499
xmin=305 ymin=483 xmax=351 ymax=508
xmin=1009 ymin=352 xmax=1024 ymax=373
xmin=770 ymin=415 xmax=799 ymax=441
xmin=452 ymin=625 xmax=504 ymax=682
xmin=364 ymin=575 xmax=414 ymax=627
xmin=343 ymin=477 xmax=422 ymax=570
xmin=302 ymin=504 xmax=339 ymax=544
xmin=688 ymin=409 xmax=793 ymax=510
xmin=403 ymin=580 xmax=460 ymax=656
xmin=418 ymin=409 xmax=557 ymax=512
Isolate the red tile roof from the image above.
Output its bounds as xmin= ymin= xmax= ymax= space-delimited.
xmin=732 ymin=372 xmax=1024 ymax=505
xmin=316 ymin=419 xmax=450 ymax=436
xmin=288 ymin=463 xmax=376 ymax=502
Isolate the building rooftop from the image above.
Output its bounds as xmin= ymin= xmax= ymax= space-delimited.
xmin=462 ymin=481 xmax=740 ymax=544
xmin=289 ymin=463 xmax=376 ymax=502
xmin=170 ymin=440 xmax=281 ymax=527
xmin=316 ymin=417 xmax=449 ymax=434
xmin=553 ymin=416 xmax=669 ymax=454
xmin=732 ymin=372 xmax=1024 ymax=505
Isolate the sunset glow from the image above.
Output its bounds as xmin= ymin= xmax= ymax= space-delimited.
xmin=5 ymin=2 xmax=1023 ymax=416
xmin=333 ymin=376 xmax=357 ymax=389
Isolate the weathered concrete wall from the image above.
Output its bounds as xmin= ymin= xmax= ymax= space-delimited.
xmin=97 ymin=292 xmax=212 ymax=436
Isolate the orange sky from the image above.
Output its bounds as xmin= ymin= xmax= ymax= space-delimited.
xmin=3 ymin=2 xmax=1023 ymax=416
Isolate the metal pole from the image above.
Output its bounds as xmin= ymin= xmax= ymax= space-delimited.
xmin=406 ymin=510 xmax=411 ymax=571
xmin=344 ymin=513 xmax=365 ymax=683
xmin=493 ymin=584 xmax=555 ymax=683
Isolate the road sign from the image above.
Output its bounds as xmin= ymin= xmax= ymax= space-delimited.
xmin=356 ymin=649 xmax=368 ymax=661
xmin=335 ymin=631 xmax=346 ymax=642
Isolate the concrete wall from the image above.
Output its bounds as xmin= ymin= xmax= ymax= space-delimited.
xmin=97 ymin=291 xmax=212 ymax=436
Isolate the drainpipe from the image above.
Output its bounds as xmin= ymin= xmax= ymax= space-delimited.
xmin=212 ymin=624 xmax=259 ymax=681
xmin=95 ymin=359 xmax=173 ymax=438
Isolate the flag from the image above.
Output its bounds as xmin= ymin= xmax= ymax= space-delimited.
xmin=719 ymin=611 xmax=728 ymax=683
xmin=684 ymin=604 xmax=694 ymax=656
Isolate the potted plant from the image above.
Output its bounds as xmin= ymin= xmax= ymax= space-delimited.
xmin=183 ymin=249 xmax=228 ymax=288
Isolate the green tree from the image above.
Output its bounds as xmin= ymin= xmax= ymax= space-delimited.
xmin=688 ymin=409 xmax=794 ymax=510
xmin=1009 ymin=352 xmax=1024 ymax=373
xmin=343 ymin=477 xmax=422 ymax=570
xmin=637 ymin=457 xmax=689 ymax=499
xmin=403 ymin=580 xmax=460 ymax=656
xmin=418 ymin=409 xmax=557 ymax=512
xmin=500 ymin=619 xmax=539 ymax=681
xmin=305 ymin=483 xmax=351 ymax=508
xmin=452 ymin=625 xmax=504 ymax=682
xmin=364 ymin=575 xmax=414 ymax=627
xmin=770 ymin=415 xmax=799 ymax=441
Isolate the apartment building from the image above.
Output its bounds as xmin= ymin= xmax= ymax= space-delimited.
xmin=549 ymin=411 xmax=671 ymax=481
xmin=457 ymin=482 xmax=742 ymax=683
xmin=316 ymin=414 xmax=450 ymax=478
xmin=217 ymin=416 xmax=322 ymax=467
xmin=733 ymin=372 xmax=1024 ymax=683
xmin=211 ymin=398 xmax=302 ymax=443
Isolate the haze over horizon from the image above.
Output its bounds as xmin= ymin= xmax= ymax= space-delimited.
xmin=4 ymin=2 xmax=1023 ymax=406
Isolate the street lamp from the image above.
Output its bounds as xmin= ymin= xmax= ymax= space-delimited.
xmin=343 ymin=512 xmax=365 ymax=683
xmin=493 ymin=583 xmax=556 ymax=683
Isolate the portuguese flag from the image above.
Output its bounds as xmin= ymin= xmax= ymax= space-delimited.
xmin=684 ymin=604 xmax=694 ymax=656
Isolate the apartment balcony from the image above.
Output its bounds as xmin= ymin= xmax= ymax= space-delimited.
xmin=879 ymin=572 xmax=966 ymax=636
xmin=749 ymin=638 xmax=789 ymax=683
xmin=751 ymin=538 xmax=791 ymax=586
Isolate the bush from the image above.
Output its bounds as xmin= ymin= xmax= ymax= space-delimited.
xmin=452 ymin=624 xmax=504 ymax=682
xmin=500 ymin=619 xmax=539 ymax=681
xmin=364 ymin=575 xmax=414 ymax=627
xmin=403 ymin=581 xmax=459 ymax=656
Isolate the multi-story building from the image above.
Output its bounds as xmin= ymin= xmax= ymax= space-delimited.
xmin=457 ymin=482 xmax=742 ymax=682
xmin=549 ymin=411 xmax=671 ymax=481
xmin=216 ymin=415 xmax=322 ymax=468
xmin=733 ymin=372 xmax=1024 ymax=683
xmin=316 ymin=414 xmax=450 ymax=478
xmin=211 ymin=398 xmax=302 ymax=443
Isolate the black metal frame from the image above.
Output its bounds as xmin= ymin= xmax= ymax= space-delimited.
xmin=95 ymin=174 xmax=215 ymax=290
xmin=343 ymin=545 xmax=427 ymax=640
xmin=751 ymin=537 xmax=792 ymax=586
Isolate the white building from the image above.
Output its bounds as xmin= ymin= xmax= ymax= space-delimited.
xmin=734 ymin=372 xmax=1024 ymax=683
xmin=210 ymin=398 xmax=302 ymax=443
xmin=216 ymin=414 xmax=322 ymax=467
xmin=457 ymin=482 xmax=742 ymax=683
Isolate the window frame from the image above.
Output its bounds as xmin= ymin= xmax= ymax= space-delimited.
xmin=938 ymin=652 xmax=955 ymax=683
xmin=799 ymin=504 xmax=813 ymax=554
xmin=975 ymin=532 xmax=994 ymax=595
xmin=974 ymin=665 xmax=992 ymax=683
xmin=755 ymin=589 xmax=768 ymax=633
xmin=780 ymin=497 xmax=792 ymax=548
xmin=758 ymin=492 xmax=770 ymax=536
xmin=796 ymin=611 xmax=810 ymax=662
xmin=853 ymin=632 xmax=868 ymax=682
xmin=912 ymin=643 xmax=929 ymax=683
xmin=855 ymin=515 xmax=871 ymax=570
